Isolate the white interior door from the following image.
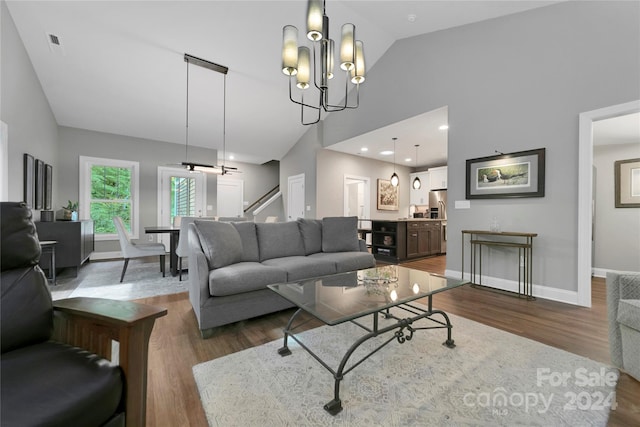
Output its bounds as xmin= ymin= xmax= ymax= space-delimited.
xmin=287 ymin=173 xmax=305 ymax=221
xmin=217 ymin=176 xmax=244 ymax=217
xmin=157 ymin=166 xmax=206 ymax=248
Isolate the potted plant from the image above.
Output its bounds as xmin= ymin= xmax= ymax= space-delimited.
xmin=63 ymin=200 xmax=78 ymax=221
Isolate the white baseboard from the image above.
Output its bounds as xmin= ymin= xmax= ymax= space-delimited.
xmin=90 ymin=251 xmax=122 ymax=261
xmin=444 ymin=269 xmax=580 ymax=306
xmin=592 ymin=268 xmax=611 ymax=278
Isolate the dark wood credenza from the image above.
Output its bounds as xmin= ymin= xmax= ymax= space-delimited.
xmin=36 ymin=220 xmax=94 ymax=276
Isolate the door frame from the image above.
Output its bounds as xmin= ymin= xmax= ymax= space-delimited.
xmin=157 ymin=166 xmax=207 ymax=247
xmin=343 ymin=174 xmax=370 ymax=219
xmin=577 ymin=99 xmax=640 ymax=307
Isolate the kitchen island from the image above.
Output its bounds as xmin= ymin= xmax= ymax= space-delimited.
xmin=371 ymin=219 xmax=445 ymax=263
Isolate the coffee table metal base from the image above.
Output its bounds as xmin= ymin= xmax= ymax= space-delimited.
xmin=277 ymin=296 xmax=456 ymax=415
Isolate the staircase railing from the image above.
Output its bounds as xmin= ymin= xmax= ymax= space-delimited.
xmin=244 ymin=185 xmax=279 ymax=214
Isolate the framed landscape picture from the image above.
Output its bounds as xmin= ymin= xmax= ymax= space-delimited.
xmin=377 ymin=179 xmax=398 ymax=211
xmin=466 ymin=148 xmax=546 ymax=199
xmin=615 ymin=158 xmax=640 ymax=208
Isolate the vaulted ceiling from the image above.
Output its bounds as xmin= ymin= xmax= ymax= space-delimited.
xmin=6 ymin=1 xmax=560 ymax=166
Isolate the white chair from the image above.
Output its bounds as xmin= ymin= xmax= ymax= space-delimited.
xmin=265 ymin=216 xmax=278 ymax=223
xmin=113 ymin=216 xmax=166 ymax=283
xmin=175 ymin=216 xmax=211 ymax=281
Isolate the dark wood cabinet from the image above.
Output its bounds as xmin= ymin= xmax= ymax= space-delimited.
xmin=371 ymin=221 xmax=407 ymax=263
xmin=407 ymin=221 xmax=440 ymax=259
xmin=36 ymin=220 xmax=94 ymax=276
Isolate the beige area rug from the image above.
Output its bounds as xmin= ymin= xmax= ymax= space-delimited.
xmin=193 ymin=308 xmax=618 ymax=426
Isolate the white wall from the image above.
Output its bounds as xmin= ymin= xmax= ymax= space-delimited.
xmin=316 ymin=149 xmax=411 ymax=219
xmin=281 ymin=1 xmax=640 ymax=299
xmin=1 ymin=1 xmax=58 ymax=208
xmin=593 ymin=143 xmax=640 ymax=273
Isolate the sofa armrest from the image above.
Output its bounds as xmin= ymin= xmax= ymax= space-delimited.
xmin=52 ymin=297 xmax=167 ymax=427
xmin=358 ymin=239 xmax=369 ymax=252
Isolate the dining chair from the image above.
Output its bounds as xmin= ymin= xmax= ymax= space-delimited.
xmin=265 ymin=216 xmax=278 ymax=223
xmin=113 ymin=216 xmax=166 ymax=282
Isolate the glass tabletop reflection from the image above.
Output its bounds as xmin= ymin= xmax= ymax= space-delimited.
xmin=268 ymin=265 xmax=468 ymax=326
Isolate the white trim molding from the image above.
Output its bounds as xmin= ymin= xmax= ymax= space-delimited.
xmin=577 ymin=100 xmax=640 ymax=307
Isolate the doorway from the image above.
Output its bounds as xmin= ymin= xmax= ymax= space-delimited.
xmin=217 ymin=175 xmax=244 ymax=217
xmin=577 ymin=100 xmax=640 ymax=307
xmin=157 ymin=166 xmax=206 ymax=248
xmin=343 ymin=175 xmax=370 ymax=219
xmin=287 ymin=173 xmax=305 ymax=221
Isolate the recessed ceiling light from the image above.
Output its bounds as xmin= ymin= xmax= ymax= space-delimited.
xmin=439 ymin=124 xmax=449 ymax=130
xmin=229 ymin=155 xmax=235 ymax=160
xmin=360 ymin=147 xmax=369 ymax=152
xmin=405 ymin=158 xmax=412 ymax=162
xmin=380 ymin=150 xmax=393 ymax=156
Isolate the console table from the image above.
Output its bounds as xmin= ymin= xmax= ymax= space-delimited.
xmin=461 ymin=230 xmax=537 ymax=300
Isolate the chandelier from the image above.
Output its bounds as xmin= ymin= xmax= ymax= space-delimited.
xmin=181 ymin=54 xmax=238 ymax=175
xmin=282 ymin=0 xmax=366 ymax=125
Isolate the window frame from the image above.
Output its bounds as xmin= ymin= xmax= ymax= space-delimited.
xmin=79 ymin=156 xmax=140 ymax=241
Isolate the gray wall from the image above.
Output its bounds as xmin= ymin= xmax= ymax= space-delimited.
xmin=593 ymin=143 xmax=640 ymax=272
xmin=281 ymin=1 xmax=640 ymax=295
xmin=316 ymin=149 xmax=412 ymax=219
xmin=1 ymin=1 xmax=58 ymax=206
xmin=59 ymin=126 xmax=280 ymax=252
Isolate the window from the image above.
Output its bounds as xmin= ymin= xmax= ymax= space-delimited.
xmin=79 ymin=156 xmax=139 ymax=240
xmin=171 ymin=176 xmax=196 ymax=225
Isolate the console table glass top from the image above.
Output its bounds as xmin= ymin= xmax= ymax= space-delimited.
xmin=268 ymin=265 xmax=468 ymax=326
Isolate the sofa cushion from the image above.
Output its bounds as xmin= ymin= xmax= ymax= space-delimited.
xmin=256 ymin=222 xmax=306 ymax=261
xmin=194 ymin=220 xmax=243 ymax=269
xmin=617 ymin=299 xmax=640 ymax=331
xmin=262 ymin=256 xmax=337 ymax=281
xmin=321 ymin=216 xmax=360 ymax=253
xmin=209 ymin=262 xmax=288 ymax=296
xmin=308 ymin=251 xmax=375 ymax=273
xmin=1 ymin=341 xmax=123 ymax=427
xmin=232 ymin=222 xmax=259 ymax=262
xmin=297 ymin=218 xmax=322 ymax=255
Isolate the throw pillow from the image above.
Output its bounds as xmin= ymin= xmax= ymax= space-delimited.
xmin=321 ymin=216 xmax=360 ymax=253
xmin=297 ymin=218 xmax=322 ymax=255
xmin=194 ymin=220 xmax=243 ymax=269
xmin=255 ymin=222 xmax=306 ymax=261
xmin=232 ymin=222 xmax=259 ymax=262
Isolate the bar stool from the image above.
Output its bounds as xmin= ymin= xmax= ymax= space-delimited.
xmin=39 ymin=240 xmax=57 ymax=285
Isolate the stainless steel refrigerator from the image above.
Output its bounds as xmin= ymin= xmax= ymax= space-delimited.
xmin=428 ymin=190 xmax=447 ymax=220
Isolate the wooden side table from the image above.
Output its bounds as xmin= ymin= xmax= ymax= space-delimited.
xmin=461 ymin=230 xmax=537 ymax=300
xmin=40 ymin=240 xmax=57 ymax=285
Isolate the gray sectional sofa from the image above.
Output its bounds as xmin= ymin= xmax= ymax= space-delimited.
xmin=187 ymin=216 xmax=375 ymax=337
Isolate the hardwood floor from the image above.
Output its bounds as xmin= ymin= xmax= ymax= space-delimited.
xmin=138 ymin=256 xmax=639 ymax=426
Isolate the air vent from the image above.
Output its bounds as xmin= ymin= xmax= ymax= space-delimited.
xmin=48 ymin=33 xmax=60 ymax=45
xmin=46 ymin=32 xmax=65 ymax=55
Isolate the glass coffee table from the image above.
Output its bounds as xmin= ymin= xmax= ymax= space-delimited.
xmin=268 ymin=265 xmax=469 ymax=415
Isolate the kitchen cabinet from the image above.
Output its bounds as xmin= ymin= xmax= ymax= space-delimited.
xmin=429 ymin=166 xmax=447 ymax=190
xmin=409 ymin=172 xmax=430 ymax=205
xmin=35 ymin=220 xmax=94 ymax=276
xmin=407 ymin=221 xmax=441 ymax=258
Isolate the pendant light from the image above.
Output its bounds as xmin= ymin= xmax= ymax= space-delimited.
xmin=390 ymin=137 xmax=399 ymax=187
xmin=412 ymin=145 xmax=421 ymax=190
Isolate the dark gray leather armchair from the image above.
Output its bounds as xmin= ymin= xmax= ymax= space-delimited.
xmin=1 ymin=202 xmax=167 ymax=426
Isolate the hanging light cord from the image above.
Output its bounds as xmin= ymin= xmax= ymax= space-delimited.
xmin=185 ymin=60 xmax=190 ymax=162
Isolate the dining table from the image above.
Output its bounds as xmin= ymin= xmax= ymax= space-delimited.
xmin=144 ymin=225 xmax=181 ymax=277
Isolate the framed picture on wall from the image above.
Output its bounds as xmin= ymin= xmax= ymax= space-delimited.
xmin=23 ymin=153 xmax=34 ymax=207
xmin=615 ymin=158 xmax=640 ymax=208
xmin=466 ymin=148 xmax=546 ymax=199
xmin=377 ymin=179 xmax=398 ymax=211
xmin=44 ymin=163 xmax=53 ymax=210
xmin=35 ymin=159 xmax=44 ymax=209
